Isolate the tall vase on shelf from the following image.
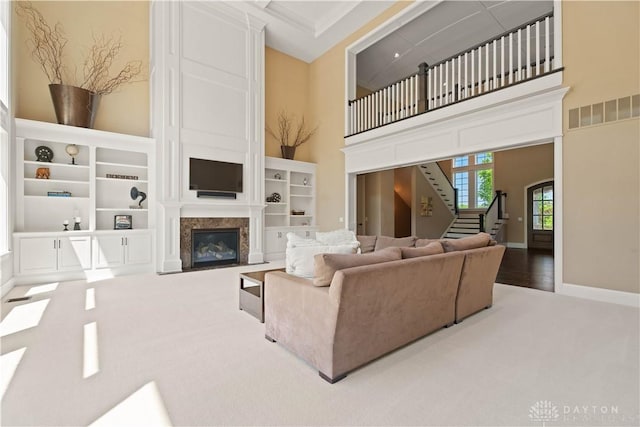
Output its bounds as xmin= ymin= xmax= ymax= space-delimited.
xmin=281 ymin=145 xmax=296 ymax=160
xmin=49 ymin=84 xmax=101 ymax=129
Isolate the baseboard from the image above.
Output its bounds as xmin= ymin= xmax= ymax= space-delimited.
xmin=1 ymin=278 xmax=16 ymax=298
xmin=559 ymin=283 xmax=640 ymax=307
xmin=248 ymin=252 xmax=264 ymax=265
xmin=505 ymin=242 xmax=527 ymax=249
xmin=160 ymin=260 xmax=183 ymax=273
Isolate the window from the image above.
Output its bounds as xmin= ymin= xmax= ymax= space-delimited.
xmin=532 ymin=185 xmax=553 ymax=230
xmin=452 ymin=152 xmax=493 ymax=210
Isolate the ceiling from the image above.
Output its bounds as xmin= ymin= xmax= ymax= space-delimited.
xmin=227 ymin=1 xmax=395 ymax=63
xmin=357 ymin=0 xmax=554 ymax=91
xmin=226 ymin=1 xmax=553 ymax=90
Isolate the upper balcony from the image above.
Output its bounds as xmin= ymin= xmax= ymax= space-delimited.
xmin=346 ymin=10 xmax=561 ymax=139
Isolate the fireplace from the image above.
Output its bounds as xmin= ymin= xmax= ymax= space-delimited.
xmin=191 ymin=228 xmax=240 ymax=268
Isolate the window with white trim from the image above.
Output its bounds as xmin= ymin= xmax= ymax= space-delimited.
xmin=452 ymin=152 xmax=493 ymax=210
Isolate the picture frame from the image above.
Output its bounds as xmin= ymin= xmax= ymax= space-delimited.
xmin=114 ymin=215 xmax=132 ymax=230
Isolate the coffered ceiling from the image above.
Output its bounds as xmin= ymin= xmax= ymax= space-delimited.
xmin=227 ymin=1 xmax=395 ymax=63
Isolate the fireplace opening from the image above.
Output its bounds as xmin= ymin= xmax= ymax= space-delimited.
xmin=191 ymin=228 xmax=240 ymax=268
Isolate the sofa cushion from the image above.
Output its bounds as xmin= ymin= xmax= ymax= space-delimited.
xmin=286 ymin=232 xmax=322 ymax=248
xmin=401 ymin=242 xmax=444 ymax=258
xmin=315 ymin=229 xmax=359 ymax=247
xmin=441 ymin=232 xmax=492 ymax=252
xmin=313 ymin=247 xmax=402 ymax=287
xmin=415 ymin=238 xmax=440 ymax=248
xmin=374 ymin=235 xmax=417 ymax=251
xmin=356 ymin=235 xmax=377 ymax=253
xmin=286 ymin=245 xmax=357 ymax=278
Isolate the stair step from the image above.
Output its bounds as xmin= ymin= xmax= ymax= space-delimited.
xmin=455 ymin=219 xmax=480 ymax=224
xmin=451 ymin=224 xmax=480 ymax=229
xmin=445 ymin=232 xmax=479 ymax=238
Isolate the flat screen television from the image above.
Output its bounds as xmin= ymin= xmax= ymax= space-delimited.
xmin=189 ymin=158 xmax=243 ymax=193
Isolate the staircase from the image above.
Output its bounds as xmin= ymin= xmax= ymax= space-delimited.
xmin=418 ymin=163 xmax=457 ymax=215
xmin=443 ymin=213 xmax=481 ymax=239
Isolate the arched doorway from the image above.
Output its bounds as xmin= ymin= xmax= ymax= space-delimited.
xmin=527 ymin=181 xmax=554 ymax=250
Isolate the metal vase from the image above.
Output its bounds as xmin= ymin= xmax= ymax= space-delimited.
xmin=281 ymin=145 xmax=296 ymax=160
xmin=49 ymin=84 xmax=101 ymax=128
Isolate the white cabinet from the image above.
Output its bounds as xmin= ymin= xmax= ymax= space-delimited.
xmin=13 ymin=119 xmax=155 ymax=284
xmin=94 ymin=232 xmax=152 ymax=268
xmin=17 ymin=234 xmax=91 ymax=274
xmin=264 ymin=157 xmax=317 ymax=261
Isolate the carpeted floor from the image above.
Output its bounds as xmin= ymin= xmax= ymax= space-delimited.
xmin=1 ymin=263 xmax=638 ymax=426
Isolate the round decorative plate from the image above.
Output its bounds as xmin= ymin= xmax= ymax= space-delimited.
xmin=35 ymin=146 xmax=54 ymax=162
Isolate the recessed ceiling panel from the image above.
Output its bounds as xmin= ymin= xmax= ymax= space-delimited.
xmin=487 ymin=0 xmax=553 ymax=31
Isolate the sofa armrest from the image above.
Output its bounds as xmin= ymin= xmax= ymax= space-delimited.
xmin=456 ymin=245 xmax=506 ymax=321
xmin=264 ymin=271 xmax=339 ymax=375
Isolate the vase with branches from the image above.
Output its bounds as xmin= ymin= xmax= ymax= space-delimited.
xmin=16 ymin=2 xmax=143 ymax=128
xmin=266 ymin=110 xmax=318 ymax=160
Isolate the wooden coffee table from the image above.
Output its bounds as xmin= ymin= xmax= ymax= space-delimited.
xmin=239 ymin=268 xmax=285 ymax=322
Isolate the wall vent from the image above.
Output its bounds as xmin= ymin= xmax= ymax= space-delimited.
xmin=568 ymin=94 xmax=639 ymax=130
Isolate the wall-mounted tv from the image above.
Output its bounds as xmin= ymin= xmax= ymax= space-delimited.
xmin=189 ymin=158 xmax=243 ymax=194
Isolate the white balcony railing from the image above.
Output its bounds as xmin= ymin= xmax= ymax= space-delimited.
xmin=348 ymin=12 xmax=557 ymax=136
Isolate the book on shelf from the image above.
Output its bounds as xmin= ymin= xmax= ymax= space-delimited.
xmin=47 ymin=191 xmax=72 ymax=197
xmin=106 ymin=173 xmax=139 ymax=180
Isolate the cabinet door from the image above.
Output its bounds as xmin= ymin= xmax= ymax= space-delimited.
xmin=124 ymin=233 xmax=151 ymax=265
xmin=19 ymin=237 xmax=57 ymax=274
xmin=264 ymin=229 xmax=287 ymax=260
xmin=94 ymin=235 xmax=125 ymax=268
xmin=58 ymin=236 xmax=92 ymax=271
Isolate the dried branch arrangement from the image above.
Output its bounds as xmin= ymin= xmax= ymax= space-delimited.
xmin=16 ymin=2 xmax=143 ymax=95
xmin=266 ymin=110 xmax=318 ymax=148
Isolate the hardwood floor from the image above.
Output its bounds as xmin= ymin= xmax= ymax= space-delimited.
xmin=496 ymin=247 xmax=554 ymax=292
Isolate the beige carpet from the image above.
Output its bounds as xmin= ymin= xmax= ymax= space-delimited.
xmin=1 ymin=263 xmax=638 ymax=426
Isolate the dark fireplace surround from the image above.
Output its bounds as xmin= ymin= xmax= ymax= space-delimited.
xmin=180 ymin=218 xmax=249 ymax=270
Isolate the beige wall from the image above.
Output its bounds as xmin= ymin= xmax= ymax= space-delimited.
xmin=308 ymin=2 xmax=411 ymax=231
xmin=265 ymin=47 xmax=311 ymax=161
xmin=13 ymin=1 xmax=149 ymax=136
xmin=494 ymin=144 xmax=554 ymax=244
xmin=562 ymin=0 xmax=640 ymax=293
xmin=364 ymin=169 xmax=394 ymax=236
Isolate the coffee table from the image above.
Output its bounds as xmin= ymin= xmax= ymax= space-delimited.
xmin=239 ymin=268 xmax=285 ymax=322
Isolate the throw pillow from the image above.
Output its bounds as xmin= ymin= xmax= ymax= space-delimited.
xmin=356 ymin=235 xmax=377 ymax=253
xmin=313 ymin=247 xmax=402 ymax=286
xmin=315 ymin=229 xmax=359 ymax=247
xmin=286 ymin=244 xmax=357 ymax=278
xmin=441 ymin=232 xmax=492 ymax=252
xmin=286 ymin=232 xmax=322 ymax=248
xmin=415 ymin=238 xmax=440 ymax=248
xmin=401 ymin=242 xmax=444 ymax=258
xmin=374 ymin=235 xmax=417 ymax=251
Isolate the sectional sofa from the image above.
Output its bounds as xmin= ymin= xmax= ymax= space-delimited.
xmin=264 ymin=233 xmax=506 ymax=383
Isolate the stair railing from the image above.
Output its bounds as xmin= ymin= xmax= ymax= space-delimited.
xmin=418 ymin=163 xmax=458 ymax=216
xmin=347 ymin=11 xmax=556 ymax=136
xmin=481 ymin=190 xmax=507 ymax=235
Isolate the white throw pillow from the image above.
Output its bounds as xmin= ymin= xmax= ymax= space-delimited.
xmin=286 ymin=232 xmax=323 ymax=248
xmin=315 ymin=229 xmax=359 ymax=247
xmin=286 ymin=244 xmax=357 ymax=278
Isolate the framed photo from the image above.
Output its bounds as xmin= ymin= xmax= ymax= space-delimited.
xmin=114 ymin=215 xmax=132 ymax=230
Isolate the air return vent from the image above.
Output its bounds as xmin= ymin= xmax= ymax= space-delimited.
xmin=568 ymin=94 xmax=639 ymax=129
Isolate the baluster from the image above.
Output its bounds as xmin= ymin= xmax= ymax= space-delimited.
xmin=383 ymin=88 xmax=388 ymax=124
xmin=412 ymin=75 xmax=417 ymax=115
xmin=509 ymin=32 xmax=514 ymax=84
xmin=427 ymin=68 xmax=432 ymax=110
xmin=354 ymin=100 xmax=359 ymax=133
xmin=471 ymin=49 xmax=475 ymax=96
xmin=445 ymin=60 xmax=449 ymax=105
xmin=500 ymin=36 xmax=505 ymax=88
xmin=438 ymin=64 xmax=443 ymax=107
xmin=536 ymin=20 xmax=541 ymax=76
xmin=485 ymin=43 xmax=490 ymax=92
xmin=517 ymin=28 xmax=522 ymax=81
xmin=401 ymin=80 xmax=406 ymax=118
xmin=464 ymin=52 xmax=468 ymax=99
xmin=545 ymin=16 xmax=550 ymax=73
xmin=457 ymin=55 xmax=462 ymax=100
xmin=526 ymin=24 xmax=531 ymax=78
xmin=396 ymin=83 xmax=400 ymax=120
xmin=492 ymin=40 xmax=497 ymax=90
xmin=478 ymin=46 xmax=482 ymax=94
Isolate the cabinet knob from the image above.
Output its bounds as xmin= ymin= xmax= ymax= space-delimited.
xmin=277 ymin=232 xmax=282 ymax=238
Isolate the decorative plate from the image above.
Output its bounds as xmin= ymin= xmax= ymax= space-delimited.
xmin=35 ymin=146 xmax=54 ymax=162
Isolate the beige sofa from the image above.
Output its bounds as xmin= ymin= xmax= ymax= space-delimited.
xmin=264 ymin=233 xmax=505 ymax=383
